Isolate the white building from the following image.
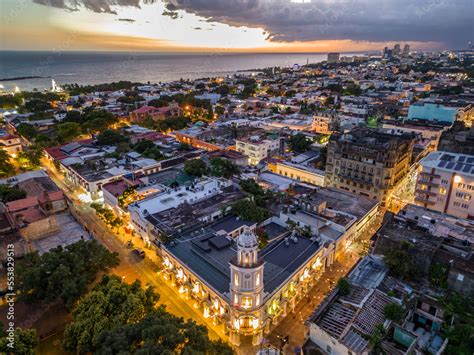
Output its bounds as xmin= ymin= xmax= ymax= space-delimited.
xmin=128 ymin=177 xmax=233 ymax=241
xmin=236 ymin=135 xmax=281 ymax=165
xmin=415 ymin=151 xmax=474 ymax=219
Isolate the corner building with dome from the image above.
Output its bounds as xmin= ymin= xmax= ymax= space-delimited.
xmin=159 ymin=225 xmax=332 ymax=346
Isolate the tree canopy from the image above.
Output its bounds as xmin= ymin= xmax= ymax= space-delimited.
xmin=0 ymin=327 xmax=38 ymax=355
xmin=232 ymin=199 xmax=268 ymax=222
xmin=288 ymin=133 xmax=312 ymax=153
xmin=210 ymin=158 xmax=239 ymax=179
xmin=384 ymin=303 xmax=404 ymax=323
xmin=63 ymin=275 xmax=233 ymax=354
xmin=0 ymin=150 xmax=15 ymax=178
xmin=96 ymin=130 xmax=129 ymax=146
xmin=0 ymin=184 xmax=26 ymax=203
xmin=16 ymin=240 xmax=119 ymax=309
xmin=383 ymin=240 xmax=419 ymax=281
xmin=184 ymin=159 xmax=208 ymax=177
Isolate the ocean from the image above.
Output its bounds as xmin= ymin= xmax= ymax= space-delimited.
xmin=0 ymin=51 xmax=352 ymax=92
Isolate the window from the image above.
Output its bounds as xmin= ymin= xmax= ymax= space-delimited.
xmin=242 ymin=297 xmax=252 ymax=309
xmin=457 ymin=273 xmax=464 ymax=282
xmin=441 ymin=179 xmax=449 ymax=185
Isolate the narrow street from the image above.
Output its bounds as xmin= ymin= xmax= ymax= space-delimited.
xmin=42 ymin=162 xmax=226 ymax=342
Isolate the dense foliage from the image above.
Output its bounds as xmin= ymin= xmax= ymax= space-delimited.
xmin=0 ymin=327 xmax=38 ymax=355
xmin=232 ymin=199 xmax=269 ymax=222
xmin=16 ymin=240 xmax=119 ymax=309
xmin=288 ymin=133 xmax=312 ymax=153
xmin=383 ymin=303 xmax=404 ymax=323
xmin=0 ymin=184 xmax=27 ymax=202
xmin=184 ymin=158 xmax=208 ymax=177
xmin=210 ymin=158 xmax=239 ymax=178
xmin=63 ymin=275 xmax=233 ymax=354
xmin=0 ymin=150 xmax=15 ymax=178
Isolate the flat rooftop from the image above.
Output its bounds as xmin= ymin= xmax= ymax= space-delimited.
xmin=300 ymin=187 xmax=378 ymax=221
xmin=146 ymin=186 xmax=245 ymax=234
xmin=164 ymin=226 xmax=321 ymax=297
xmin=397 ymin=203 xmax=474 ymax=243
xmin=421 ymin=151 xmax=474 ymax=176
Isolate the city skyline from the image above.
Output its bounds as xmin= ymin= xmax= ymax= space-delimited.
xmin=1 ymin=0 xmax=472 ymax=52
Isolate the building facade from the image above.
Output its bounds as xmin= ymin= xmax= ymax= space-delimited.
xmin=325 ymin=129 xmax=415 ymax=206
xmin=236 ymin=136 xmax=281 ymax=165
xmin=415 ymin=151 xmax=474 ymax=219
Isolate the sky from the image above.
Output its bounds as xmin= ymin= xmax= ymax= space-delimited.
xmin=1 ymin=0 xmax=472 ymax=52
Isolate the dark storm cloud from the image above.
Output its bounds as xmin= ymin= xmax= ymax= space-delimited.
xmin=32 ymin=0 xmax=473 ymax=47
xmin=162 ymin=0 xmax=473 ymax=47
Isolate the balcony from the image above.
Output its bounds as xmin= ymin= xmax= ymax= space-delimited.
xmin=417 ymin=179 xmax=439 ymax=188
xmin=420 ymin=171 xmax=441 ymax=179
xmin=415 ymin=196 xmax=436 ymax=205
xmin=415 ymin=188 xmax=437 ymax=197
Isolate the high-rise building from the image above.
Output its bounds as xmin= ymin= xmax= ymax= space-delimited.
xmin=325 ymin=129 xmax=415 ymax=205
xmin=327 ymin=52 xmax=340 ymax=63
xmin=402 ymin=44 xmax=410 ymax=57
xmin=415 ymin=151 xmax=474 ymax=219
xmin=393 ymin=43 xmax=401 ymax=57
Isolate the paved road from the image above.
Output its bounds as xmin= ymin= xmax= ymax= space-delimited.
xmin=43 ymin=162 xmax=225 ymax=342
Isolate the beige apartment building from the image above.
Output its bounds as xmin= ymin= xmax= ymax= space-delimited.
xmin=325 ymin=129 xmax=415 ymax=206
xmin=415 ymin=151 xmax=474 ymax=219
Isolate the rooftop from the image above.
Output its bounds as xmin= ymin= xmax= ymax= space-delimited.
xmin=164 ymin=226 xmax=321 ymax=297
xmin=420 ymin=151 xmax=474 ymax=176
xmin=397 ymin=203 xmax=474 ymax=243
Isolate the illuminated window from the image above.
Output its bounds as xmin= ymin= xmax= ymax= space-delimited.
xmin=242 ymin=297 xmax=252 ymax=309
xmin=256 ymin=273 xmax=260 ymax=286
xmin=234 ymin=274 xmax=239 ymax=286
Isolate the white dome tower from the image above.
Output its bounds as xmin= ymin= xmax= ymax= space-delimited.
xmin=229 ymin=227 xmax=264 ymax=345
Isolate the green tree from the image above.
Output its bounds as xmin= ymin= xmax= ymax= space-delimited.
xmin=16 ymin=240 xmax=119 ymax=309
xmin=15 ymin=144 xmax=43 ymax=170
xmin=239 ymin=179 xmax=273 ymax=208
xmin=440 ymin=293 xmax=474 ymax=355
xmin=384 ymin=303 xmax=404 ymax=323
xmin=56 ymin=122 xmax=81 ymax=143
xmin=232 ymin=199 xmax=268 ymax=222
xmin=133 ymin=139 xmax=155 ymax=153
xmin=0 ymin=328 xmax=38 ymax=355
xmin=336 ymin=277 xmax=351 ymax=296
xmin=0 ymin=184 xmax=26 ymax=202
xmin=210 ymin=158 xmax=239 ymax=178
xmin=184 ymin=159 xmax=208 ymax=177
xmin=214 ymin=105 xmax=225 ymax=116
xmin=288 ymin=133 xmax=312 ymax=153
xmin=63 ymin=275 xmax=233 ymax=354
xmin=63 ymin=275 xmax=158 ymax=353
xmin=369 ymin=324 xmax=386 ymax=355
xmin=0 ymin=150 xmax=15 ymax=178
xmin=383 ymin=240 xmax=419 ymax=281
xmin=96 ymin=130 xmax=129 ymax=146
xmin=16 ymin=123 xmax=37 ymax=141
